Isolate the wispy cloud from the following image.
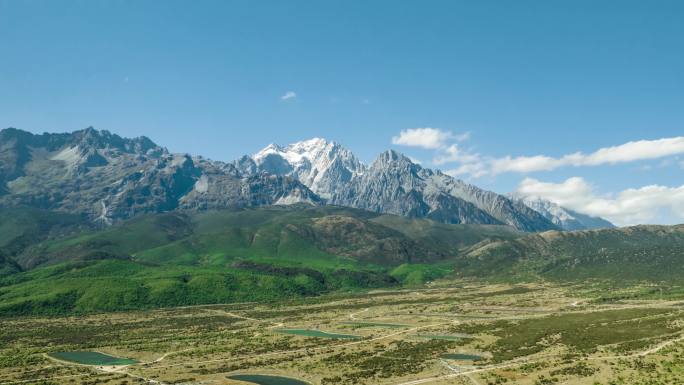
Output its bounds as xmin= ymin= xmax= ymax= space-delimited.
xmin=439 ymin=136 xmax=684 ymax=178
xmin=453 ymin=131 xmax=471 ymax=142
xmin=392 ymin=128 xmax=452 ymax=149
xmin=515 ymin=177 xmax=684 ymax=226
xmin=280 ymin=91 xmax=297 ymax=100
xmin=391 ymin=128 xmax=469 ymax=150
xmin=445 ymin=161 xmax=489 ymax=178
xmin=433 ymin=144 xmax=480 ymax=166
xmin=492 ymin=137 xmax=684 ymax=174
xmin=433 ymin=144 xmax=460 ymax=165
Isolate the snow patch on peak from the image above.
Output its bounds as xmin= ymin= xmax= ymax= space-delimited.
xmin=286 ymin=137 xmax=329 ymax=152
xmin=51 ymin=146 xmax=81 ymax=168
xmin=251 ymin=138 xmax=365 ymax=199
xmin=194 ymin=175 xmax=209 ymax=193
xmin=253 ymin=143 xmax=283 ymax=159
xmin=255 ymin=138 xmax=334 ymax=165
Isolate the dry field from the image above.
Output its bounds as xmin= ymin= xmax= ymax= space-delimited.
xmin=2 ymin=282 xmax=684 ymax=385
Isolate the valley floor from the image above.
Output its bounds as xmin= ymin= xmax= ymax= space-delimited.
xmin=2 ymin=281 xmax=684 ymax=385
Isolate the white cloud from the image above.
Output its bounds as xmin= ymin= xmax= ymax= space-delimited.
xmin=433 ymin=144 xmax=460 ymax=165
xmin=445 ymin=162 xmax=489 ymax=178
xmin=281 ymin=91 xmax=297 ymax=100
xmin=515 ymin=177 xmax=684 ymax=226
xmin=433 ymin=144 xmax=481 ymax=165
xmin=578 ymin=137 xmax=684 ymax=165
xmin=493 ymin=137 xmax=684 ymax=174
xmin=491 ymin=155 xmax=562 ymax=174
xmin=453 ymin=131 xmax=471 ymax=142
xmin=392 ymin=128 xmax=468 ymax=150
xmin=440 ymin=136 xmax=684 ymax=178
xmin=516 ymin=177 xmax=595 ymax=207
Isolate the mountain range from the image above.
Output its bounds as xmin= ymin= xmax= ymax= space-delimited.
xmin=4 ymin=127 xmax=684 ymax=316
xmin=0 ymin=127 xmax=613 ymax=230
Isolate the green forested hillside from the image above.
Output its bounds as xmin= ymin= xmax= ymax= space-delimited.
xmin=0 ymin=252 xmax=21 ymax=277
xmin=457 ymin=225 xmax=684 ymax=282
xmin=0 ymin=207 xmax=90 ymax=257
xmin=3 ymin=204 xmax=684 ymax=316
xmin=15 ymin=205 xmax=519 ymax=269
xmin=0 ymin=205 xmax=519 ymax=315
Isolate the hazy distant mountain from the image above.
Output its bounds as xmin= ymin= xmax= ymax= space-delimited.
xmin=511 ymin=194 xmax=615 ymax=230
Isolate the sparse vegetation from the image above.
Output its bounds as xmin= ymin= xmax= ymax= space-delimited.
xmin=2 ymin=282 xmax=683 ymax=385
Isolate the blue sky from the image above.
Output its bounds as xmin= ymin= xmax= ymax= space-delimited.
xmin=1 ymin=0 xmax=683 ymax=224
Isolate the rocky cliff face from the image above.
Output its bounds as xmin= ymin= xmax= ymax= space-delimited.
xmin=0 ymin=128 xmax=320 ymax=223
xmin=438 ymin=178 xmax=558 ymax=232
xmin=331 ymin=150 xmax=502 ymax=225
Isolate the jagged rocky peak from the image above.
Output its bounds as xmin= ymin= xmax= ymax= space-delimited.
xmin=0 ymin=127 xmax=33 ymax=142
xmin=370 ymin=149 xmax=427 ymax=174
xmin=250 ymin=137 xmax=364 ymax=199
xmin=362 ymin=149 xmax=430 ymax=190
xmin=233 ymin=155 xmax=258 ymax=176
xmin=328 ymin=147 xmax=558 ymax=231
xmin=333 ymin=149 xmax=501 ymax=225
xmin=373 ymin=149 xmax=411 ymax=166
xmin=0 ymin=127 xmax=322 ymax=224
xmin=37 ymin=127 xmax=167 ymax=173
xmin=68 ymin=127 xmax=164 ymax=156
xmin=0 ymin=127 xmax=167 ymax=169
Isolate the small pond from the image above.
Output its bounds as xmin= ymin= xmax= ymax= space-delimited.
xmin=416 ymin=333 xmax=472 ymax=340
xmin=339 ymin=321 xmax=408 ymax=328
xmin=440 ymin=353 xmax=484 ymax=361
xmin=228 ymin=374 xmax=310 ymax=385
xmin=48 ymin=351 xmax=137 ymax=366
xmin=275 ymin=329 xmax=360 ymax=339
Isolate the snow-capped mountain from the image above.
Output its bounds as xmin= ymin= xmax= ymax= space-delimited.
xmin=511 ymin=194 xmax=615 ymax=230
xmin=242 ymin=141 xmax=557 ymax=231
xmin=239 ymin=138 xmax=364 ymax=200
